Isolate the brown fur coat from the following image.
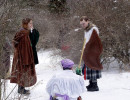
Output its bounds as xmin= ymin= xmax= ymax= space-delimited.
xmin=83 ymin=29 xmax=103 ymax=70
xmin=10 ymin=28 xmax=37 ymax=87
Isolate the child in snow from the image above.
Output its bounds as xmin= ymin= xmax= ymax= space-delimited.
xmin=46 ymin=59 xmax=86 ymax=100
xmin=80 ymin=16 xmax=103 ymax=91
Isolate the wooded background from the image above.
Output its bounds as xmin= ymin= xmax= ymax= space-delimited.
xmin=0 ymin=0 xmax=129 ymax=75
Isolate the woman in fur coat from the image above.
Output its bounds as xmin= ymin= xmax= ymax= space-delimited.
xmin=10 ymin=18 xmax=37 ymax=94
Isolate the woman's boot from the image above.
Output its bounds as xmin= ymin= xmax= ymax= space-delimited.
xmin=86 ymin=80 xmax=92 ymax=89
xmin=18 ymin=85 xmax=30 ymax=94
xmin=87 ymin=82 xmax=99 ymax=91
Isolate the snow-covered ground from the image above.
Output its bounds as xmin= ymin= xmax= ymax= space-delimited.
xmin=1 ymin=49 xmax=130 ymax=100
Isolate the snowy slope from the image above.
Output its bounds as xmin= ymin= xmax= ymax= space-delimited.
xmin=2 ymin=49 xmax=130 ymax=100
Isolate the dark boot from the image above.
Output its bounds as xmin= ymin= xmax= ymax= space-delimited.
xmin=53 ymin=98 xmax=58 ymax=100
xmin=18 ymin=86 xmax=30 ymax=94
xmin=50 ymin=96 xmax=58 ymax=100
xmin=86 ymin=80 xmax=92 ymax=89
xmin=87 ymin=82 xmax=99 ymax=91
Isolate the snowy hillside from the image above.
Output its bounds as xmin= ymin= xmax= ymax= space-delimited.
xmin=1 ymin=49 xmax=130 ymax=100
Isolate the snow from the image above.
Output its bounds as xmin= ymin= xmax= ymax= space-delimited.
xmin=75 ymin=28 xmax=82 ymax=32
xmin=1 ymin=49 xmax=130 ymax=100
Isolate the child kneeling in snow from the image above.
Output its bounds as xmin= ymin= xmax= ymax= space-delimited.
xmin=46 ymin=59 xmax=86 ymax=100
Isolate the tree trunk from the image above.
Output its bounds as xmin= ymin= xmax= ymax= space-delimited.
xmin=0 ymin=79 xmax=1 ymax=100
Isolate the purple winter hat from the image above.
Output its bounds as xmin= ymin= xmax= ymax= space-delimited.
xmin=61 ymin=59 xmax=74 ymax=68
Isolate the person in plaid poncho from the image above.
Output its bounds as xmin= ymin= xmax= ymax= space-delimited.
xmin=80 ymin=16 xmax=103 ymax=92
